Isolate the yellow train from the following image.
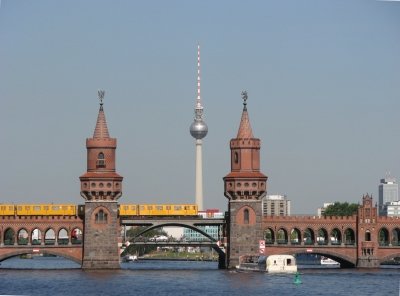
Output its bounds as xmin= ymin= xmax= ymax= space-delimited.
xmin=0 ymin=205 xmax=15 ymax=215
xmin=119 ymin=204 xmax=198 ymax=216
xmin=0 ymin=204 xmax=198 ymax=217
xmin=17 ymin=204 xmax=77 ymax=216
xmin=0 ymin=204 xmax=77 ymax=216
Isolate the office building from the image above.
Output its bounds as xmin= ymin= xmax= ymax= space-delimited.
xmin=379 ymin=176 xmax=398 ymax=216
xmin=262 ymin=195 xmax=291 ymax=216
xmin=183 ymin=209 xmax=224 ymax=241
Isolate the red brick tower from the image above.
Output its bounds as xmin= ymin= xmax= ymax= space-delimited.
xmin=223 ymin=91 xmax=268 ymax=268
xmin=80 ymin=90 xmax=123 ymax=269
xmin=357 ymin=194 xmax=379 ymax=267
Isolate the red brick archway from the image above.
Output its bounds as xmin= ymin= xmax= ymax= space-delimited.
xmin=0 ymin=246 xmax=83 ymax=265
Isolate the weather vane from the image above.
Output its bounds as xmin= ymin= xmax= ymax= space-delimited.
xmin=241 ymin=90 xmax=248 ymax=109
xmin=98 ymin=89 xmax=105 ymax=105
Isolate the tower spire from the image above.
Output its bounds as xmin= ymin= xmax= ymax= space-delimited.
xmin=236 ymin=90 xmax=254 ymax=139
xmin=93 ymin=90 xmax=110 ymax=139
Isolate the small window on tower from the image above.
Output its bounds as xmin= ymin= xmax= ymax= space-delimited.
xmin=234 ymin=152 xmax=239 ymax=164
xmin=244 ymin=209 xmax=249 ymax=224
xmin=96 ymin=152 xmax=106 ymax=168
xmin=95 ymin=209 xmax=107 ymax=224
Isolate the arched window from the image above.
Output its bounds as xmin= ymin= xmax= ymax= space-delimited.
xmin=96 ymin=152 xmax=106 ymax=168
xmin=365 ymin=230 xmax=371 ymax=241
xmin=95 ymin=209 xmax=107 ymax=223
xmin=244 ymin=209 xmax=249 ymax=224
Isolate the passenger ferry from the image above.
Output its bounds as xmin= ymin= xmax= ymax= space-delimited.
xmin=266 ymin=255 xmax=297 ymax=273
xmin=236 ymin=254 xmax=297 ymax=273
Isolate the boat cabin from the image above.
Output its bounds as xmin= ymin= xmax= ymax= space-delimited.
xmin=266 ymin=255 xmax=297 ymax=273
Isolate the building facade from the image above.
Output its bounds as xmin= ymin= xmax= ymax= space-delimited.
xmin=262 ymin=195 xmax=291 ymax=216
xmin=386 ymin=201 xmax=400 ymax=217
xmin=379 ymin=177 xmax=398 ymax=216
xmin=183 ymin=209 xmax=224 ymax=241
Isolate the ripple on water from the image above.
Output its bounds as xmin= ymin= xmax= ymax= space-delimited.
xmin=0 ymin=258 xmax=399 ymax=296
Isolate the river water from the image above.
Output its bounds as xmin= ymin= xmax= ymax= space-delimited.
xmin=0 ymin=257 xmax=399 ymax=296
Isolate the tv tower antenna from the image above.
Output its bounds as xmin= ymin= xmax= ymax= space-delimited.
xmin=189 ymin=43 xmax=208 ymax=211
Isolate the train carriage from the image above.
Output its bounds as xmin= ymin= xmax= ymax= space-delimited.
xmin=119 ymin=204 xmax=138 ymax=216
xmin=0 ymin=204 xmax=15 ymax=215
xmin=137 ymin=204 xmax=198 ymax=216
xmin=47 ymin=205 xmax=76 ymax=216
xmin=16 ymin=204 xmax=77 ymax=216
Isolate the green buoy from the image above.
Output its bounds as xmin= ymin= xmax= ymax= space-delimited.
xmin=294 ymin=272 xmax=302 ymax=285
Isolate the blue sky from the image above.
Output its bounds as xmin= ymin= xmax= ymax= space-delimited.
xmin=0 ymin=0 xmax=399 ymax=214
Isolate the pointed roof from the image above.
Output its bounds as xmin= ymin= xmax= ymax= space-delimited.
xmin=93 ymin=104 xmax=110 ymax=138
xmin=236 ymin=91 xmax=254 ymax=139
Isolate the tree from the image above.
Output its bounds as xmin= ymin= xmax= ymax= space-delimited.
xmin=323 ymin=202 xmax=358 ymax=217
xmin=126 ymin=226 xmax=167 ymax=239
xmin=121 ymin=226 xmax=168 ymax=256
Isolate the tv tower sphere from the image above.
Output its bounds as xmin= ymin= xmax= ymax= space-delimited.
xmin=190 ymin=119 xmax=208 ymax=139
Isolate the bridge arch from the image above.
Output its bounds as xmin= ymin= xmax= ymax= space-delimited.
xmin=0 ymin=249 xmax=82 ymax=265
xmin=391 ymin=228 xmax=400 ymax=246
xmin=344 ymin=228 xmax=356 ymax=245
xmin=330 ymin=228 xmax=342 ymax=245
xmin=290 ymin=228 xmax=301 ymax=245
xmin=58 ymin=228 xmax=69 ymax=245
xmin=317 ymin=227 xmax=329 ymax=245
xmin=303 ymin=228 xmax=315 ymax=245
xmin=31 ymin=228 xmax=42 ymax=245
xmin=132 ymin=223 xmax=217 ymax=242
xmin=380 ymin=252 xmax=400 ymax=264
xmin=4 ymin=228 xmax=15 ymax=245
xmin=71 ymin=227 xmax=83 ymax=245
xmin=291 ymin=249 xmax=356 ymax=268
xmin=17 ymin=228 xmax=29 ymax=245
xmin=264 ymin=228 xmax=274 ymax=245
xmin=125 ymin=222 xmax=226 ymax=268
xmin=45 ymin=228 xmax=56 ymax=245
xmin=378 ymin=227 xmax=389 ymax=246
xmin=276 ymin=227 xmax=289 ymax=244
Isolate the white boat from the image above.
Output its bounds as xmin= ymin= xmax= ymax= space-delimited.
xmin=320 ymin=256 xmax=340 ymax=266
xmin=236 ymin=254 xmax=297 ymax=273
xmin=235 ymin=255 xmax=266 ymax=272
xmin=123 ymin=255 xmax=138 ymax=262
xmin=266 ymin=255 xmax=298 ymax=273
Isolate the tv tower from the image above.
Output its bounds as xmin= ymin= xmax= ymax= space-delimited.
xmin=189 ymin=44 xmax=208 ymax=211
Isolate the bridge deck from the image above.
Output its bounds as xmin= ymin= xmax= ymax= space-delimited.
xmin=128 ymin=241 xmax=219 ymax=247
xmin=120 ymin=217 xmax=225 ymax=226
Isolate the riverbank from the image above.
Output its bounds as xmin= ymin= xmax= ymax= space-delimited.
xmin=139 ymin=257 xmax=217 ymax=262
xmin=139 ymin=251 xmax=218 ymax=262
